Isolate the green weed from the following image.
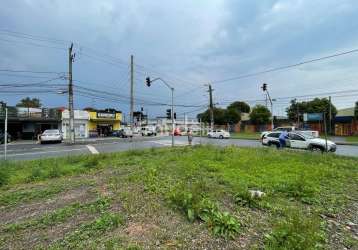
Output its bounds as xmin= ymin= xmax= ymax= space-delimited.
xmin=0 ymin=167 xmax=9 ymax=187
xmin=264 ymin=210 xmax=325 ymax=250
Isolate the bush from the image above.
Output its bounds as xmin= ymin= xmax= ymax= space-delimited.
xmin=169 ymin=188 xmax=240 ymax=238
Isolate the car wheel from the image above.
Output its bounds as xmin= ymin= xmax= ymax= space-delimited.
xmin=219 ymin=135 xmax=224 ymax=139
xmin=309 ymin=145 xmax=324 ymax=153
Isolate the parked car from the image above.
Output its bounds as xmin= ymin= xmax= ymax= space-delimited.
xmin=121 ymin=127 xmax=133 ymax=138
xmin=40 ymin=129 xmax=63 ymax=144
xmin=141 ymin=126 xmax=157 ymax=136
xmin=260 ymin=126 xmax=319 ymax=140
xmin=262 ymin=131 xmax=336 ymax=152
xmin=112 ymin=130 xmax=124 ymax=137
xmin=0 ymin=132 xmax=11 ymax=144
xmin=173 ymin=128 xmax=182 ymax=136
xmin=207 ymin=129 xmax=230 ymax=139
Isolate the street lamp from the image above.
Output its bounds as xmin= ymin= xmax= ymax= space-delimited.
xmin=145 ymin=77 xmax=175 ymax=147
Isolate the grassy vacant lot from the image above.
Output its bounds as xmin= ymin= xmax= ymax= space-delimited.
xmin=346 ymin=136 xmax=358 ymax=143
xmin=0 ymin=146 xmax=357 ymax=249
xmin=231 ymin=132 xmax=260 ymax=140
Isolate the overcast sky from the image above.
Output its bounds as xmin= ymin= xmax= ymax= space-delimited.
xmin=1 ymin=0 xmax=358 ymax=118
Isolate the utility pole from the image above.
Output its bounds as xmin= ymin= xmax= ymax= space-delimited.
xmin=1 ymin=102 xmax=8 ymax=160
xmin=68 ymin=43 xmax=75 ymax=144
xmin=329 ymin=96 xmax=332 ymax=135
xmin=295 ymin=99 xmax=300 ymax=128
xmin=208 ymin=84 xmax=214 ymax=130
xmin=130 ymin=55 xmax=134 ymax=131
xmin=4 ymin=106 xmax=7 ymax=160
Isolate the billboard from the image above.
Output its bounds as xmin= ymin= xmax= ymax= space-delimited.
xmin=303 ymin=113 xmax=323 ymax=122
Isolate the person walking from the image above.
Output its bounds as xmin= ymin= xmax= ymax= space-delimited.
xmin=278 ymin=130 xmax=289 ymax=149
xmin=187 ymin=128 xmax=193 ymax=146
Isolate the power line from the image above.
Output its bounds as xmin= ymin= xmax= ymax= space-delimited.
xmin=0 ymin=69 xmax=65 ymax=74
xmin=212 ymin=48 xmax=358 ymax=84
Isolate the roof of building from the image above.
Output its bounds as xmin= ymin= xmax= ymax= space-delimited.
xmin=241 ymin=112 xmax=250 ymax=121
xmin=336 ymin=107 xmax=354 ymax=117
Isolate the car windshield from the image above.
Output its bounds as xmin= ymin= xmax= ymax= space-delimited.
xmin=298 ymin=132 xmax=315 ymax=139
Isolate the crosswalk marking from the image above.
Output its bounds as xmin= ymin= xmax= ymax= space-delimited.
xmin=86 ymin=145 xmax=99 ymax=154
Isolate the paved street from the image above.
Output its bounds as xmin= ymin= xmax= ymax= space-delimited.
xmin=0 ymin=136 xmax=357 ymax=161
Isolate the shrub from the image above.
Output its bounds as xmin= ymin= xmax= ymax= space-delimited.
xmin=169 ymin=188 xmax=240 ymax=238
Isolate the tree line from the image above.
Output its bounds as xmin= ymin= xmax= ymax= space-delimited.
xmin=198 ymin=98 xmax=357 ymax=125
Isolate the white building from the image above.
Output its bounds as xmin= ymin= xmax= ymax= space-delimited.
xmin=61 ymin=110 xmax=89 ymax=139
xmin=147 ymin=117 xmax=200 ymax=132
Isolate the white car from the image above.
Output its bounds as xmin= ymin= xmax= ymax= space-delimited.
xmin=40 ymin=129 xmax=63 ymax=144
xmin=122 ymin=127 xmax=133 ymax=138
xmin=260 ymin=126 xmax=319 ymax=140
xmin=262 ymin=131 xmax=336 ymax=152
xmin=141 ymin=126 xmax=157 ymax=136
xmin=207 ymin=129 xmax=230 ymax=139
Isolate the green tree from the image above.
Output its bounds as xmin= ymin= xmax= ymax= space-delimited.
xmin=224 ymin=108 xmax=241 ymax=124
xmin=249 ymin=105 xmax=271 ymax=125
xmin=197 ymin=107 xmax=240 ymax=125
xmin=286 ymin=98 xmax=337 ymax=124
xmin=355 ymin=101 xmax=358 ymax=120
xmin=227 ymin=101 xmax=250 ymax=113
xmin=16 ymin=97 xmax=42 ymax=108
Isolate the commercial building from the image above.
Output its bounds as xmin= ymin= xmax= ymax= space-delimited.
xmin=334 ymin=107 xmax=357 ymax=136
xmin=61 ymin=109 xmax=90 ymax=139
xmin=0 ymin=106 xmax=61 ymax=140
xmin=88 ymin=109 xmax=122 ymax=137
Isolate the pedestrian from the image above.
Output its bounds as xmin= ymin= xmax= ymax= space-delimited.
xmin=187 ymin=128 xmax=193 ymax=146
xmin=278 ymin=130 xmax=289 ymax=149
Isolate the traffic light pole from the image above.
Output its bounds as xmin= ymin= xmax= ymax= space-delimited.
xmin=4 ymin=106 xmax=8 ymax=160
xmin=145 ymin=77 xmax=175 ymax=147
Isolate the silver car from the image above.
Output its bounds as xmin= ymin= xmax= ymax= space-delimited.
xmin=40 ymin=129 xmax=63 ymax=144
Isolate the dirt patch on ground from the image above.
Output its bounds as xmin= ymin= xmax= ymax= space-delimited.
xmin=0 ymin=185 xmax=96 ymax=225
xmin=4 ymin=212 xmax=97 ymax=249
xmin=327 ymin=198 xmax=358 ymax=249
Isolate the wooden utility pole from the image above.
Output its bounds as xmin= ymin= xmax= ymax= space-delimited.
xmin=329 ymin=96 xmax=332 ymax=134
xmin=68 ymin=43 xmax=75 ymax=144
xmin=130 ymin=55 xmax=134 ymax=131
xmin=208 ymin=84 xmax=214 ymax=130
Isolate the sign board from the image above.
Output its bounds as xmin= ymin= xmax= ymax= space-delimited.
xmin=303 ymin=113 xmax=323 ymax=122
xmin=97 ymin=112 xmax=115 ymax=119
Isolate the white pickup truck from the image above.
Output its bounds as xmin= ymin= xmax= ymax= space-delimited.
xmin=261 ymin=126 xmax=319 ymax=140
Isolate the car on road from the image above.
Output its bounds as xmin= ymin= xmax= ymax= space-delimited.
xmin=141 ymin=126 xmax=157 ymax=136
xmin=120 ymin=127 xmax=133 ymax=138
xmin=207 ymin=129 xmax=230 ymax=139
xmin=260 ymin=126 xmax=319 ymax=140
xmin=262 ymin=131 xmax=336 ymax=152
xmin=40 ymin=129 xmax=63 ymax=144
xmin=0 ymin=132 xmax=11 ymax=144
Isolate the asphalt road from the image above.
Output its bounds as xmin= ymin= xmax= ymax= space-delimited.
xmin=0 ymin=136 xmax=357 ymax=161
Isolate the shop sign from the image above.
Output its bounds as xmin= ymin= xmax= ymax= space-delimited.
xmin=97 ymin=112 xmax=115 ymax=119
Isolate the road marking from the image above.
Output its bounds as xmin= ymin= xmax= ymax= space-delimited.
xmin=0 ymin=148 xmax=86 ymax=157
xmin=86 ymin=145 xmax=99 ymax=154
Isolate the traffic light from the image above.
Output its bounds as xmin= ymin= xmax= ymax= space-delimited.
xmin=262 ymin=83 xmax=267 ymax=91
xmin=166 ymin=109 xmax=171 ymax=119
xmin=146 ymin=77 xmax=151 ymax=87
xmin=174 ymin=112 xmax=177 ymax=119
